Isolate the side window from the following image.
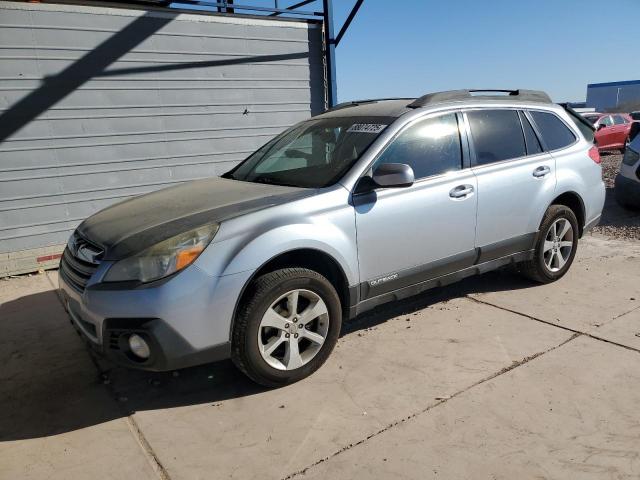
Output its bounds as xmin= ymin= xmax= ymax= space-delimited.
xmin=613 ymin=115 xmax=626 ymax=125
xmin=519 ymin=111 xmax=543 ymax=155
xmin=529 ymin=111 xmax=577 ymax=151
xmin=467 ymin=109 xmax=526 ymax=165
xmin=600 ymin=116 xmax=613 ymax=127
xmin=567 ymin=110 xmax=595 ymax=143
xmin=375 ymin=113 xmax=462 ymax=180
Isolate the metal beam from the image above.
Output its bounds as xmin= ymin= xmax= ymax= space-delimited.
xmin=322 ymin=0 xmax=337 ymax=108
xmin=268 ymin=0 xmax=315 ymax=16
xmin=175 ymin=1 xmax=321 ymax=16
xmin=334 ymin=0 xmax=363 ymax=46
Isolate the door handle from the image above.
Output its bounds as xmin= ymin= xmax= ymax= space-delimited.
xmin=449 ymin=184 xmax=474 ymax=198
xmin=533 ymin=165 xmax=551 ymax=178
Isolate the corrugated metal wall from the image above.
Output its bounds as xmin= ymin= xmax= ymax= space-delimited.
xmin=0 ymin=1 xmax=325 ymax=275
xmin=586 ymin=81 xmax=640 ymax=112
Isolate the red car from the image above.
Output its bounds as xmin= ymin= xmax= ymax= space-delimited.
xmin=583 ymin=112 xmax=634 ymax=152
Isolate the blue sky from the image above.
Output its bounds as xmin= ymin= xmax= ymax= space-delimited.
xmin=332 ymin=0 xmax=640 ymax=103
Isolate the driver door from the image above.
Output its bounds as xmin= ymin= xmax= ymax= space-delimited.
xmin=353 ymin=112 xmax=478 ymax=300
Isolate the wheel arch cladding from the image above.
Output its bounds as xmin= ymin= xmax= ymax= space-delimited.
xmin=550 ymin=191 xmax=586 ymax=236
xmin=228 ymin=248 xmax=353 ymax=340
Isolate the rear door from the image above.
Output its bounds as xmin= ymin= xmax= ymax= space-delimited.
xmin=466 ymin=108 xmax=556 ymax=262
xmin=354 ymin=112 xmax=478 ymax=299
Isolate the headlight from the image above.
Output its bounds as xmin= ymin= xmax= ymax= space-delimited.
xmin=104 ymin=224 xmax=219 ymax=283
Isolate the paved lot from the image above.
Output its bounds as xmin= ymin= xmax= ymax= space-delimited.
xmin=1 ymin=230 xmax=640 ymax=480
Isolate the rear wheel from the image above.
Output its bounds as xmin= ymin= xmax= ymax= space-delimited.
xmin=231 ymin=268 xmax=342 ymax=387
xmin=520 ymin=205 xmax=579 ymax=283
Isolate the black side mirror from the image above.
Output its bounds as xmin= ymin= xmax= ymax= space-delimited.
xmin=371 ymin=163 xmax=415 ymax=188
xmin=597 ymin=123 xmax=607 ymax=131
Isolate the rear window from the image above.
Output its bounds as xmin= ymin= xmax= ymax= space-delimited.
xmin=467 ymin=110 xmax=526 ymax=165
xmin=529 ymin=111 xmax=576 ymax=151
xmin=565 ymin=109 xmax=595 ymax=143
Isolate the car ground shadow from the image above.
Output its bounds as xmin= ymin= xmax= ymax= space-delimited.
xmin=0 ymin=267 xmax=534 ymax=442
xmin=598 ymin=188 xmax=640 ymax=228
xmin=596 ymin=152 xmax=640 ymax=232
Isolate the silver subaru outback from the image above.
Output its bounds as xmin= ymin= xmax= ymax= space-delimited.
xmin=59 ymin=89 xmax=605 ymax=386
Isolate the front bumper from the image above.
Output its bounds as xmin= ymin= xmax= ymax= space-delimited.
xmin=58 ymin=263 xmax=251 ymax=371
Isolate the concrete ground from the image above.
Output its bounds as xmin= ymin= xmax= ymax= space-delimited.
xmin=2 ymin=230 xmax=640 ymax=479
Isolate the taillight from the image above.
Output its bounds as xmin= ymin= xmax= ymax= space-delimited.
xmin=588 ymin=146 xmax=601 ymax=164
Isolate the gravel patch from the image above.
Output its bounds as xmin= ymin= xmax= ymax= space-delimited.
xmin=600 ymin=152 xmax=622 ymax=188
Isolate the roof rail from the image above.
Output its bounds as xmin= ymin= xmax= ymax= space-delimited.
xmin=407 ymin=89 xmax=552 ymax=108
xmin=326 ymin=97 xmax=413 ymax=112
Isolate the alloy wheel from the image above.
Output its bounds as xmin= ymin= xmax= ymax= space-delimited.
xmin=257 ymin=289 xmax=329 ymax=370
xmin=542 ymin=218 xmax=574 ymax=272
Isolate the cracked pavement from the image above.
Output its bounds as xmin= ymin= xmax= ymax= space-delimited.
xmin=1 ymin=234 xmax=640 ymax=480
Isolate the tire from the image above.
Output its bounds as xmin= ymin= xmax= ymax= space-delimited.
xmin=231 ymin=268 xmax=342 ymax=387
xmin=520 ymin=205 xmax=579 ymax=284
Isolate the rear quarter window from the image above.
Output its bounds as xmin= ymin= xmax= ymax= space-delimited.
xmin=565 ymin=109 xmax=595 ymax=143
xmin=529 ymin=111 xmax=577 ymax=151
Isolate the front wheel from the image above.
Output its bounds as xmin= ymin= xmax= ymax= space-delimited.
xmin=231 ymin=268 xmax=342 ymax=387
xmin=520 ymin=205 xmax=579 ymax=283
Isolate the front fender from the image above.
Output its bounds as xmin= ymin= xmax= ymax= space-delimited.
xmin=220 ymin=223 xmax=358 ymax=285
xmin=193 ymin=187 xmax=359 ymax=286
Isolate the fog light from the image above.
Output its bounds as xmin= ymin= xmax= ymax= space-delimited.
xmin=128 ymin=334 xmax=150 ymax=359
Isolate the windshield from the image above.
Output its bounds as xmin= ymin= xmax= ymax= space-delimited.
xmin=225 ymin=116 xmax=393 ymax=188
xmin=583 ymin=114 xmax=600 ymax=124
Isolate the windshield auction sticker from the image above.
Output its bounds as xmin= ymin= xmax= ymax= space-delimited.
xmin=347 ymin=123 xmax=387 ymax=134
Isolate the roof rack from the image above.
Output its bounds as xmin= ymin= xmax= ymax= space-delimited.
xmin=407 ymin=89 xmax=552 ymax=108
xmin=326 ymin=97 xmax=413 ymax=112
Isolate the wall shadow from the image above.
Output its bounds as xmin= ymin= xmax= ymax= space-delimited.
xmin=0 ymin=10 xmax=310 ymax=143
xmin=0 ymin=11 xmax=174 ymax=143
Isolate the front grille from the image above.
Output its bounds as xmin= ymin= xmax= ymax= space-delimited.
xmin=108 ymin=330 xmax=122 ymax=351
xmin=59 ymin=233 xmax=103 ymax=293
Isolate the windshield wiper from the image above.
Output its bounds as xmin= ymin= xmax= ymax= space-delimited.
xmin=251 ymin=176 xmax=301 ymax=188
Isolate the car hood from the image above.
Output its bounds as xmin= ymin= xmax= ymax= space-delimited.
xmin=77 ymin=177 xmax=312 ymax=261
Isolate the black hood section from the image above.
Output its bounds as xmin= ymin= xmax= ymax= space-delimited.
xmin=77 ymin=177 xmax=311 ymax=261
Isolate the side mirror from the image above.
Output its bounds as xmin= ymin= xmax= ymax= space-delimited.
xmin=372 ymin=163 xmax=415 ymax=188
xmin=597 ymin=123 xmax=607 ymax=131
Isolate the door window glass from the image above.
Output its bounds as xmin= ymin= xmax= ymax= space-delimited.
xmin=519 ymin=111 xmax=543 ymax=155
xmin=529 ymin=111 xmax=577 ymax=151
xmin=600 ymin=116 xmax=613 ymax=127
xmin=467 ymin=110 xmax=526 ymax=165
xmin=613 ymin=115 xmax=627 ymax=125
xmin=375 ymin=113 xmax=462 ymax=180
